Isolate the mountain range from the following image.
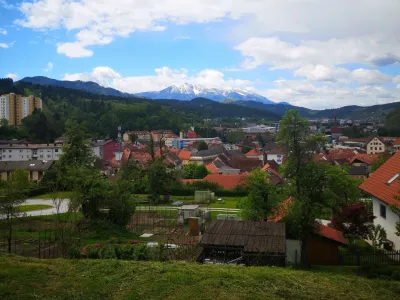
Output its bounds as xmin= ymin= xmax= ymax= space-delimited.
xmin=20 ymin=77 xmax=274 ymax=104
xmin=136 ymin=83 xmax=275 ymax=104
xmin=18 ymin=76 xmax=400 ymax=120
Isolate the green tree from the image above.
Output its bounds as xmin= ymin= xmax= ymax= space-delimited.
xmin=323 ymin=164 xmax=361 ymax=216
xmin=182 ymin=163 xmax=209 ymax=179
xmin=241 ymin=168 xmax=277 ymax=221
xmin=227 ymin=130 xmax=245 ymax=144
xmin=107 ymin=181 xmax=136 ymax=227
xmin=197 ymin=140 xmax=208 ymax=151
xmin=371 ymin=154 xmax=390 ymax=172
xmin=242 ymin=145 xmax=252 ymax=154
xmin=147 ymin=159 xmax=177 ymax=204
xmin=276 ymin=110 xmax=329 ymax=267
xmin=0 ymin=169 xmax=30 ymax=253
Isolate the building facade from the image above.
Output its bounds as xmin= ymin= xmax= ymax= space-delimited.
xmin=0 ymin=93 xmax=42 ymax=126
xmin=0 ymin=143 xmax=63 ymax=161
xmin=366 ymin=137 xmax=391 ymax=154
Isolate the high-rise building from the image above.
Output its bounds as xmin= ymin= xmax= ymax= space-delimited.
xmin=0 ymin=93 xmax=42 ymax=126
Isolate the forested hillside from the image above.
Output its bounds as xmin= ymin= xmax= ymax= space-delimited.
xmin=0 ymin=79 xmax=278 ymax=142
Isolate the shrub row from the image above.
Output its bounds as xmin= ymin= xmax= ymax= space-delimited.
xmin=69 ymin=243 xmax=168 ymax=261
xmin=358 ymin=262 xmax=400 ymax=281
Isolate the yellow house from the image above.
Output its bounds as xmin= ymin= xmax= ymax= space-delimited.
xmin=0 ymin=160 xmax=54 ymax=182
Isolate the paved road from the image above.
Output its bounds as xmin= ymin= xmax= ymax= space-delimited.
xmin=0 ymin=198 xmax=71 ymax=219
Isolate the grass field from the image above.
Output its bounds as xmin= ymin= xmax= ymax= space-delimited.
xmin=16 ymin=204 xmax=53 ymax=212
xmin=1 ymin=256 xmax=399 ymax=300
xmin=32 ymin=191 xmax=73 ymax=199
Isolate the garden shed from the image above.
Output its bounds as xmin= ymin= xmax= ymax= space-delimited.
xmin=199 ymin=220 xmax=286 ymax=266
xmin=178 ymin=205 xmax=200 ymax=224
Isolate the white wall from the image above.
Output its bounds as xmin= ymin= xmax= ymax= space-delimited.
xmin=286 ymin=239 xmax=301 ymax=264
xmin=372 ymin=197 xmax=400 ymax=250
xmin=0 ymin=147 xmax=62 ymax=161
xmin=0 ymin=96 xmax=10 ymax=122
xmin=92 ymin=146 xmax=101 ymax=159
xmin=267 ymin=154 xmax=284 ymax=165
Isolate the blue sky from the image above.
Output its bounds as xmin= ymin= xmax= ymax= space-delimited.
xmin=1 ymin=0 xmax=399 ymax=109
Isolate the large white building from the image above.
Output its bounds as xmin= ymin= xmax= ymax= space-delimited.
xmin=0 ymin=143 xmax=63 ymax=161
xmin=242 ymin=125 xmax=276 ymax=134
xmin=360 ymin=152 xmax=400 ymax=250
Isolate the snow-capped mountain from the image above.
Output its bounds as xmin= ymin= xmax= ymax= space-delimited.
xmin=136 ymin=83 xmax=275 ymax=104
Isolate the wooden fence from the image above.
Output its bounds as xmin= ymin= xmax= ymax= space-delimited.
xmin=339 ymin=250 xmax=400 ymax=266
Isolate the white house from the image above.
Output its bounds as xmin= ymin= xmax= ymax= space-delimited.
xmin=265 ymin=148 xmax=286 ymax=165
xmin=360 ymin=152 xmax=400 ymax=250
xmin=0 ymin=143 xmax=63 ymax=161
xmin=366 ymin=137 xmax=392 ymax=155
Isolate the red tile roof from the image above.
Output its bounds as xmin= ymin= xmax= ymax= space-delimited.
xmin=317 ymin=224 xmax=346 ymax=245
xmin=202 ymin=174 xmax=247 ymax=190
xmin=205 ymin=162 xmax=219 ymax=174
xmin=360 ymin=152 xmax=400 ymax=209
xmin=245 ymin=149 xmax=261 ymax=157
xmin=262 ymin=162 xmax=279 ymax=176
xmin=178 ymin=150 xmax=191 ymax=161
xmin=350 ymin=154 xmax=381 ymax=165
xmin=394 ymin=138 xmax=400 ymax=146
xmin=268 ymin=197 xmax=294 ymax=222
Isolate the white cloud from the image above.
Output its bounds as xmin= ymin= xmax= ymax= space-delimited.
xmin=294 ymin=65 xmax=392 ymax=85
xmin=56 ymin=42 xmax=93 ymax=58
xmin=5 ymin=73 xmax=18 ymax=80
xmin=351 ymin=69 xmax=392 ymax=85
xmin=294 ymin=65 xmax=351 ymax=82
xmin=235 ymin=36 xmax=400 ymax=70
xmin=43 ymin=62 xmax=53 ymax=72
xmin=16 ymin=1 xmax=400 ymax=58
xmin=264 ymin=79 xmax=400 ymax=109
xmin=63 ymin=66 xmax=252 ymax=93
xmin=0 ymin=41 xmax=15 ymax=49
xmin=0 ymin=28 xmax=7 ymax=35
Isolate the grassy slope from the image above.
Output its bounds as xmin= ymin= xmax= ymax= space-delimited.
xmin=1 ymin=256 xmax=400 ymax=300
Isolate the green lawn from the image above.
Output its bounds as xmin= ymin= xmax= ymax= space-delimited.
xmin=1 ymin=256 xmax=399 ymax=300
xmin=16 ymin=204 xmax=53 ymax=212
xmin=32 ymin=191 xmax=73 ymax=199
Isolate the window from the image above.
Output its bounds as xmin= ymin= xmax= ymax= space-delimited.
xmin=8 ymin=150 xmax=11 ymax=153
xmin=55 ymin=149 xmax=58 ymax=152
xmin=379 ymin=147 xmax=382 ymax=151
xmin=375 ymin=147 xmax=377 ymax=150
xmin=19 ymin=149 xmax=23 ymax=153
xmin=47 ymin=155 xmax=52 ymax=159
xmin=8 ymin=155 xmax=11 ymax=158
xmin=380 ymin=204 xmax=386 ymax=219
xmin=39 ymin=155 xmax=43 ymax=158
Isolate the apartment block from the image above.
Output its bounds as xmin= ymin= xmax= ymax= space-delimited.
xmin=0 ymin=93 xmax=43 ymax=126
xmin=0 ymin=143 xmax=63 ymax=161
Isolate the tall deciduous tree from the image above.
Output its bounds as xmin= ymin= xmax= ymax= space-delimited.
xmin=181 ymin=163 xmax=209 ymax=179
xmin=241 ymin=168 xmax=277 ymax=221
xmin=0 ymin=169 xmax=30 ymax=253
xmin=276 ymin=110 xmax=329 ymax=267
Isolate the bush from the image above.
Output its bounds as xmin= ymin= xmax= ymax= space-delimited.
xmin=100 ymin=246 xmax=117 ymax=259
xmin=120 ymin=244 xmax=135 ymax=260
xmin=359 ymin=262 xmax=395 ymax=279
xmin=68 ymin=246 xmax=81 ymax=259
xmin=88 ymin=247 xmax=100 ymax=259
xmin=133 ymin=244 xmax=149 ymax=261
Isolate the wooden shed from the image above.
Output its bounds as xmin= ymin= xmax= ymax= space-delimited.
xmin=200 ymin=220 xmax=286 ymax=266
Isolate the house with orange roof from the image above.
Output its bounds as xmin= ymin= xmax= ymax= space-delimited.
xmin=177 ymin=150 xmax=192 ymax=165
xmin=360 ymin=151 xmax=400 ymax=250
xmin=245 ymin=148 xmax=264 ymax=162
xmin=350 ymin=153 xmax=381 ymax=166
xmin=270 ymin=197 xmax=347 ymax=265
xmin=393 ymin=138 xmax=400 ymax=151
xmin=366 ymin=136 xmax=393 ymax=155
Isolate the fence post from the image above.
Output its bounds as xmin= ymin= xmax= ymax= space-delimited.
xmin=38 ymin=232 xmax=41 ymax=259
